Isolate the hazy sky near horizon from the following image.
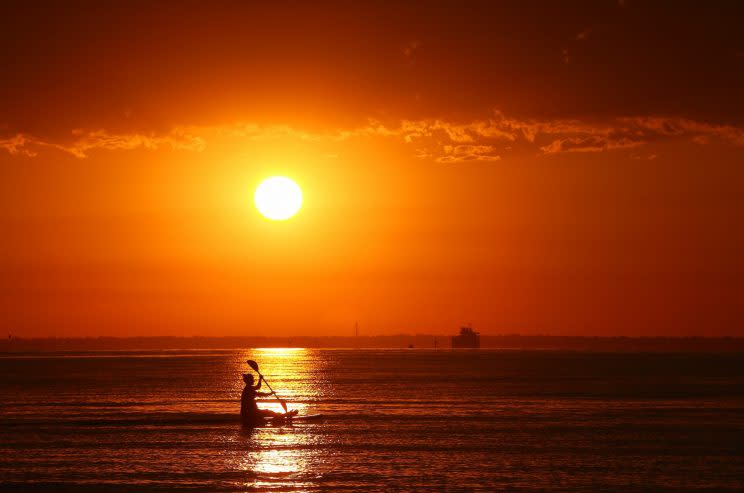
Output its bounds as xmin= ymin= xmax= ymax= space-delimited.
xmin=2 ymin=1 xmax=744 ymax=337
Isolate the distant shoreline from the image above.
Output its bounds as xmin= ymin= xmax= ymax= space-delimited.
xmin=2 ymin=335 xmax=744 ymax=353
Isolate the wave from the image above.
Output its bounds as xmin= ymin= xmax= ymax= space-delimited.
xmin=3 ymin=412 xmax=243 ymax=427
xmin=1 ymin=410 xmax=510 ymax=428
xmin=2 ymin=399 xmax=238 ymax=408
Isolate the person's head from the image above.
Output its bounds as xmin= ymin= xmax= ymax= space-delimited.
xmin=243 ymin=373 xmax=254 ymax=385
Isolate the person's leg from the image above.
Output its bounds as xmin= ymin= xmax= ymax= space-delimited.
xmin=258 ymin=409 xmax=283 ymax=419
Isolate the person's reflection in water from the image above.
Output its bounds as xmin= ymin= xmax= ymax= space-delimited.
xmin=241 ymin=373 xmax=291 ymax=426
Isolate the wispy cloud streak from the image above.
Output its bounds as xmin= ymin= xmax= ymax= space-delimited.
xmin=3 ymin=112 xmax=743 ymax=162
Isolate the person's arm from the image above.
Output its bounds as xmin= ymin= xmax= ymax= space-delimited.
xmin=256 ymin=391 xmax=272 ymax=398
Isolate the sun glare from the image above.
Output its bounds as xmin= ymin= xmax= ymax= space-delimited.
xmin=254 ymin=176 xmax=303 ymax=220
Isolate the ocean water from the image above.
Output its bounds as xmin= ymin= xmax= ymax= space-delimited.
xmin=1 ymin=349 xmax=743 ymax=491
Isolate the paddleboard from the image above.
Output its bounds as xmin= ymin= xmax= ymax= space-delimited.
xmin=269 ymin=413 xmax=323 ymax=424
xmin=288 ymin=413 xmax=323 ymax=422
xmin=244 ymin=413 xmax=324 ymax=428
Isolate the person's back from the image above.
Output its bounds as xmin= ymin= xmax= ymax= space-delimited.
xmin=241 ymin=374 xmax=263 ymax=425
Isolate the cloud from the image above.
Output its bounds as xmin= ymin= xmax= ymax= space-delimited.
xmin=437 ymin=145 xmax=501 ymax=163
xmin=0 ymin=134 xmax=39 ymax=157
xmin=618 ymin=116 xmax=744 ymax=145
xmin=540 ymin=136 xmax=641 ymax=154
xmin=0 ymin=128 xmax=206 ymax=158
xmin=2 ymin=111 xmax=743 ymax=162
xmin=62 ymin=129 xmax=206 ymax=158
xmin=384 ymin=113 xmax=744 ymax=158
xmin=470 ymin=113 xmax=744 ymax=155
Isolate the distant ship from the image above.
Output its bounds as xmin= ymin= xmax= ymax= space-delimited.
xmin=451 ymin=326 xmax=480 ymax=348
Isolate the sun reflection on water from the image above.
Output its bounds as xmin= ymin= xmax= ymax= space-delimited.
xmin=242 ymin=348 xmax=314 ymax=413
xmin=254 ymin=347 xmax=307 ymax=356
xmin=231 ymin=430 xmax=315 ymax=491
xmin=227 ymin=347 xmax=325 ymax=491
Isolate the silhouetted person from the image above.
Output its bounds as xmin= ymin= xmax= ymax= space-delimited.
xmin=241 ymin=373 xmax=290 ymax=425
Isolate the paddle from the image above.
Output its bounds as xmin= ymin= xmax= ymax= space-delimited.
xmin=246 ymin=360 xmax=289 ymax=413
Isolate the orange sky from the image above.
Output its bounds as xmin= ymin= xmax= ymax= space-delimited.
xmin=1 ymin=1 xmax=743 ymax=337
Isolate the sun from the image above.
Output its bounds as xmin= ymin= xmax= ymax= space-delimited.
xmin=254 ymin=176 xmax=303 ymax=220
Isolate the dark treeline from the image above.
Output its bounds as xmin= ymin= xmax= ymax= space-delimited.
xmin=2 ymin=335 xmax=744 ymax=353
